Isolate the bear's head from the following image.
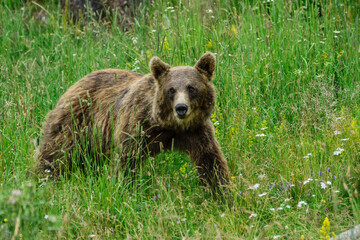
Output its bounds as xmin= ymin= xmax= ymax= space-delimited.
xmin=150 ymin=52 xmax=217 ymax=131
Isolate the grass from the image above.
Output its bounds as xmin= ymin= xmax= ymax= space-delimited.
xmin=0 ymin=0 xmax=360 ymax=238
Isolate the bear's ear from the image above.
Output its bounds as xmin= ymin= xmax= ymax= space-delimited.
xmin=194 ymin=52 xmax=216 ymax=80
xmin=150 ymin=57 xmax=171 ymax=80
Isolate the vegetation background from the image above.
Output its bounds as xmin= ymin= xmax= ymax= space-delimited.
xmin=0 ymin=0 xmax=359 ymax=239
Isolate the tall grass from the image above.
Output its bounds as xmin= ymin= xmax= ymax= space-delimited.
xmin=0 ymin=0 xmax=359 ymax=238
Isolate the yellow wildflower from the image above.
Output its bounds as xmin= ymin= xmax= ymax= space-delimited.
xmin=321 ymin=199 xmax=326 ymax=203
xmin=320 ymin=217 xmax=330 ymax=239
xmin=205 ymin=39 xmax=213 ymax=51
xmin=163 ymin=37 xmax=169 ymax=51
xmin=231 ymin=176 xmax=236 ymax=179
xmin=321 ymin=52 xmax=328 ymax=61
xmin=231 ymin=24 xmax=238 ymax=36
xmin=146 ymin=50 xmax=153 ymax=59
xmin=337 ymin=50 xmax=344 ymax=58
xmin=3 ymin=218 xmax=7 ymax=222
xmin=332 ymin=232 xmax=337 ymax=240
xmin=180 ymin=162 xmax=188 ymax=174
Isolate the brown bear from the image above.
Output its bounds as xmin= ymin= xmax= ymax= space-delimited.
xmin=36 ymin=52 xmax=231 ymax=194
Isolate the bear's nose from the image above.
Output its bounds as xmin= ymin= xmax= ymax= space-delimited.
xmin=175 ymin=104 xmax=188 ymax=118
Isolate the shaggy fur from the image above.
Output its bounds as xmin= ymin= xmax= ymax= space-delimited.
xmin=36 ymin=52 xmax=231 ymax=192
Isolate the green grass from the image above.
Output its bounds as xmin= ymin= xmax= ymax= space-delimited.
xmin=1 ymin=0 xmax=360 ymax=238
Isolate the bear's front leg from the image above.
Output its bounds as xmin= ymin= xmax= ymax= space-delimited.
xmin=185 ymin=121 xmax=231 ymax=199
xmin=191 ymin=142 xmax=230 ymax=194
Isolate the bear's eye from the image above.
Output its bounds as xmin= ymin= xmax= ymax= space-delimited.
xmin=168 ymin=87 xmax=176 ymax=94
xmin=187 ymin=86 xmax=196 ymax=94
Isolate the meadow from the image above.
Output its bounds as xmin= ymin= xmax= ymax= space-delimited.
xmin=0 ymin=0 xmax=360 ymax=239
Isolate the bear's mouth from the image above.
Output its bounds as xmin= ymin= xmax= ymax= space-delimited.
xmin=174 ymin=111 xmax=188 ymax=120
xmin=177 ymin=114 xmax=187 ymax=119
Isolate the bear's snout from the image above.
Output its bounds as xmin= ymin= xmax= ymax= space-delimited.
xmin=175 ymin=104 xmax=188 ymax=118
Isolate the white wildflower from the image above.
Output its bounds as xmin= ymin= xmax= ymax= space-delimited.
xmin=303 ymin=178 xmax=313 ymax=185
xmin=286 ymin=205 xmax=291 ymax=209
xmin=258 ymin=192 xmax=267 ymax=197
xmin=277 ymin=207 xmax=283 ymax=211
xmin=333 ymin=148 xmax=344 ymax=156
xmin=340 ymin=138 xmax=349 ymax=141
xmin=297 ymin=201 xmax=307 ymax=208
xmin=248 ymin=183 xmax=260 ymax=190
xmin=327 ymin=181 xmax=332 ymax=185
xmin=270 ymin=208 xmax=275 ymax=211
xmin=258 ymin=174 xmax=266 ymax=179
xmin=334 ymin=130 xmax=342 ymax=135
xmin=284 ymin=198 xmax=290 ymax=202
xmin=249 ymin=213 xmax=258 ymax=218
xmin=132 ymin=37 xmax=138 ymax=45
xmin=320 ymin=182 xmax=327 ymax=189
xmin=8 ymin=196 xmax=16 ymax=205
xmin=333 ymin=30 xmax=341 ymax=34
xmin=256 ymin=133 xmax=266 ymax=137
xmin=221 ymin=213 xmax=225 ymax=218
xmin=12 ymin=190 xmax=22 ymax=196
xmin=206 ymin=9 xmax=213 ymax=14
xmin=273 ymin=236 xmax=281 ymax=239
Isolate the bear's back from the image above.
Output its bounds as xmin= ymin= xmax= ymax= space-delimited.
xmin=56 ymin=69 xmax=143 ymax=108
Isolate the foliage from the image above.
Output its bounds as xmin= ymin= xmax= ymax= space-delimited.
xmin=0 ymin=0 xmax=360 ymax=238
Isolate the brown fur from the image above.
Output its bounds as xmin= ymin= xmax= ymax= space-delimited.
xmin=36 ymin=52 xmax=231 ymax=193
